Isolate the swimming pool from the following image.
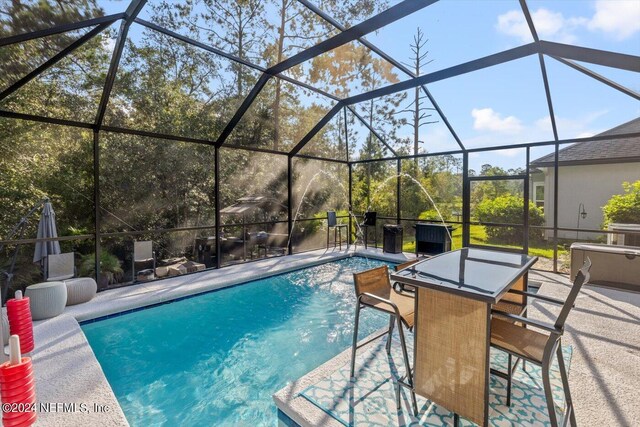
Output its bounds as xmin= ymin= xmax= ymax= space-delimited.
xmin=82 ymin=257 xmax=391 ymax=426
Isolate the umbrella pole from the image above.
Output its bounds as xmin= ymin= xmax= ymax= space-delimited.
xmin=0 ymin=198 xmax=49 ymax=305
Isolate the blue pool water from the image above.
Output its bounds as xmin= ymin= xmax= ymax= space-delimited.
xmin=82 ymin=257 xmax=391 ymax=426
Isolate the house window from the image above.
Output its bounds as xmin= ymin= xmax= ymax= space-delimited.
xmin=533 ymin=183 xmax=544 ymax=209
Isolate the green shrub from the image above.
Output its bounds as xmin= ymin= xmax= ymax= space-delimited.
xmin=79 ymin=251 xmax=123 ymax=285
xmin=603 ymin=181 xmax=640 ymax=226
xmin=475 ymin=194 xmax=545 ymax=244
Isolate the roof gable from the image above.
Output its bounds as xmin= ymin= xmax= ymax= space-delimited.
xmin=531 ymin=117 xmax=640 ymax=167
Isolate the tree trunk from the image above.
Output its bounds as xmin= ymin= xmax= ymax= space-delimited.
xmin=414 ymin=37 xmax=421 ymax=164
xmin=237 ymin=7 xmax=244 ymax=97
xmin=414 ymin=85 xmax=420 ymax=163
xmin=366 ymin=99 xmax=375 ymax=207
xmin=273 ymin=0 xmax=287 ymax=151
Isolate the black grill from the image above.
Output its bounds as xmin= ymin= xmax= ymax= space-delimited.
xmin=414 ymin=223 xmax=453 ymax=256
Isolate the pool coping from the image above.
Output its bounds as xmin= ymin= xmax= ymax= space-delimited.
xmin=24 ymin=247 xmax=414 ymax=427
xmin=64 ymin=247 xmax=414 ymax=323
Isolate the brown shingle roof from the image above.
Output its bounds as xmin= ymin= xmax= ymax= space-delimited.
xmin=531 ymin=117 xmax=640 ymax=167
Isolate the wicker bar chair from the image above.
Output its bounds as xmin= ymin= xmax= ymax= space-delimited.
xmin=350 ymin=265 xmax=417 ymax=412
xmin=490 ymin=258 xmax=591 ymax=427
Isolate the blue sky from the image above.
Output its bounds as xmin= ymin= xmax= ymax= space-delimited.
xmin=99 ymin=0 xmax=639 ymax=167
xmin=365 ymin=0 xmax=640 ymax=162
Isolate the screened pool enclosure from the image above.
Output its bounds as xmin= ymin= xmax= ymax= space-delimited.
xmin=1 ymin=0 xmax=638 ymax=292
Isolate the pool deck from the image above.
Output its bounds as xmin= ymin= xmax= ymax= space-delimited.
xmin=29 ymin=315 xmax=129 ymax=426
xmin=12 ymin=247 xmax=639 ymax=426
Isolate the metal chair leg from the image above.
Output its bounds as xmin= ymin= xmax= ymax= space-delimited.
xmin=542 ymin=358 xmax=559 ymax=426
xmin=350 ymin=303 xmax=361 ymax=379
xmin=327 ymin=226 xmax=330 ymax=248
xmin=386 ymin=314 xmax=395 ymax=355
xmin=453 ymin=413 xmax=460 ymax=426
xmin=556 ymin=345 xmax=577 ymax=427
xmin=362 ymin=225 xmax=369 ymax=249
xmin=396 ymin=316 xmax=417 ymax=415
xmin=507 ymin=353 xmax=512 ymax=407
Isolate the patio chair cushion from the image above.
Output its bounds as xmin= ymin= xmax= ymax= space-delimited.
xmin=490 ymin=318 xmax=548 ymax=364
xmin=361 ymin=291 xmax=415 ymax=328
xmin=25 ymin=281 xmax=67 ymax=321
xmin=65 ymin=277 xmax=97 ymax=306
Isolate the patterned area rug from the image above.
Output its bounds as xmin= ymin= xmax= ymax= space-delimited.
xmin=300 ymin=333 xmax=572 ymax=426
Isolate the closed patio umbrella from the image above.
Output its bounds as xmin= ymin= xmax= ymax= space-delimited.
xmin=32 ymin=200 xmax=61 ymax=271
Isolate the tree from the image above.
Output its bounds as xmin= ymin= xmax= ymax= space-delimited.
xmin=0 ymin=0 xmax=108 ymax=238
xmin=396 ymin=27 xmax=436 ymax=158
xmin=603 ymin=181 xmax=640 ymax=226
xmin=0 ymin=0 xmax=104 ymax=88
xmin=476 ymin=195 xmax=544 ymax=244
xmin=199 ymin=0 xmax=266 ymax=96
xmin=470 ymin=165 xmax=526 ymax=211
xmin=263 ymin=0 xmax=334 ymax=151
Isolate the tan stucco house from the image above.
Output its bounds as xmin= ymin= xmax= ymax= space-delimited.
xmin=530 ymin=117 xmax=640 ymax=241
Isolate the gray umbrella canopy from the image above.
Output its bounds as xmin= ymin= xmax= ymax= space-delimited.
xmin=33 ymin=201 xmax=61 ymax=264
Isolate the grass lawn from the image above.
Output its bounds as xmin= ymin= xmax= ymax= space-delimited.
xmin=402 ymin=224 xmax=565 ymax=260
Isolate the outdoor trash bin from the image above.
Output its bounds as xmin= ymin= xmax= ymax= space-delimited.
xmin=383 ymin=225 xmax=403 ymax=254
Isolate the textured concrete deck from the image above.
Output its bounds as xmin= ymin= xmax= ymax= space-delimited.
xmin=274 ymin=269 xmax=640 ymax=426
xmin=31 ymin=315 xmax=128 ymax=426
xmin=527 ymin=271 xmax=640 ymax=426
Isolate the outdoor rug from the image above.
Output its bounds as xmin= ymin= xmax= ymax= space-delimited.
xmin=300 ymin=333 xmax=572 ymax=426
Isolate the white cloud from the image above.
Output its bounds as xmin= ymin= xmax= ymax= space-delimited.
xmin=416 ymin=126 xmax=461 ymax=153
xmin=576 ymin=131 xmax=596 ymax=138
xmin=535 ymin=110 xmax=608 ymax=139
xmin=471 ymin=108 xmax=523 ymax=133
xmin=496 ymin=148 xmax=523 ymax=157
xmin=496 ymin=8 xmax=586 ymax=44
xmin=588 ymin=0 xmax=640 ymax=40
xmin=496 ymin=1 xmax=640 ymax=43
xmin=462 ymin=110 xmax=611 ymax=149
xmin=496 ymin=10 xmax=533 ymax=43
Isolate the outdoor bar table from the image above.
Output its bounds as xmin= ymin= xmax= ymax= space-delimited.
xmin=390 ymin=247 xmax=537 ymax=426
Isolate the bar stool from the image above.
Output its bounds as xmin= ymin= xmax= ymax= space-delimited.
xmin=326 ymin=211 xmax=348 ymax=250
xmin=351 ymin=265 xmax=417 ymax=413
xmin=360 ymin=211 xmax=377 ymax=249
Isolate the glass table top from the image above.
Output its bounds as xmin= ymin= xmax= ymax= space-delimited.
xmin=390 ymin=248 xmax=537 ymax=303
